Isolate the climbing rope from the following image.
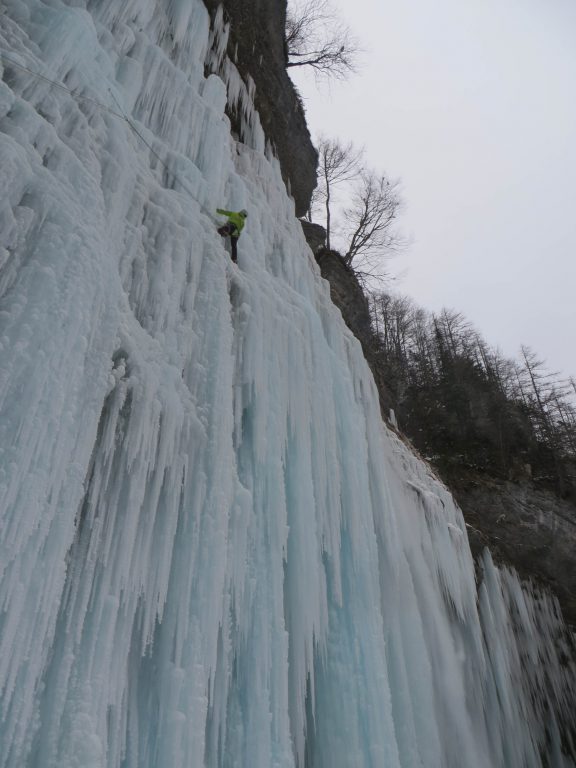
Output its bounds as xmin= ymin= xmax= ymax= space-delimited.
xmin=0 ymin=50 xmax=126 ymax=119
xmin=0 ymin=49 xmax=208 ymax=206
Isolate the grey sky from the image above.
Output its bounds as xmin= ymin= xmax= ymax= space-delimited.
xmin=290 ymin=0 xmax=576 ymax=379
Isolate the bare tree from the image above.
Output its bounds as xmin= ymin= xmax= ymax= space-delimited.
xmin=410 ymin=306 xmax=438 ymax=386
xmin=371 ymin=293 xmax=413 ymax=361
xmin=434 ymin=309 xmax=474 ymax=359
xmin=484 ymin=346 xmax=518 ymax=400
xmin=285 ymin=0 xmax=359 ymax=79
xmin=368 ymin=289 xmax=576 ymax=483
xmin=518 ymin=345 xmax=564 ymax=444
xmin=342 ymin=172 xmax=403 ymax=275
xmin=315 ymin=137 xmax=363 ymax=249
xmin=549 ymin=386 xmax=576 ymax=455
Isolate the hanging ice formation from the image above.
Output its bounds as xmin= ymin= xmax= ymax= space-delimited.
xmin=0 ymin=2 xmax=575 ymax=766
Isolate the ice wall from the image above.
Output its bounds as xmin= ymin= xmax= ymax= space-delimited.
xmin=0 ymin=2 xmax=574 ymax=767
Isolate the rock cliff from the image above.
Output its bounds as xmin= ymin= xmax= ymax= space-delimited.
xmin=450 ymin=471 xmax=576 ymax=626
xmin=203 ymin=0 xmax=317 ymax=216
xmin=314 ymin=247 xmax=396 ymax=417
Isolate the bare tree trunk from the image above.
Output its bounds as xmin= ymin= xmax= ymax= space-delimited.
xmin=324 ymin=167 xmax=331 ymax=250
xmin=315 ymin=137 xmax=363 ymax=253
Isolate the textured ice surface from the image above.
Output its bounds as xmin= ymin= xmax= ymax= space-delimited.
xmin=0 ymin=2 xmax=575 ymax=767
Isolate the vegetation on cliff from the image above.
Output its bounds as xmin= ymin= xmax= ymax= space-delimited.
xmin=368 ymin=293 xmax=576 ymax=499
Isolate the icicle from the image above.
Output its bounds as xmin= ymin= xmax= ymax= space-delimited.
xmin=0 ymin=2 xmax=574 ymax=768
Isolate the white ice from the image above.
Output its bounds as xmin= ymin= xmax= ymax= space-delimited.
xmin=0 ymin=1 xmax=574 ymax=767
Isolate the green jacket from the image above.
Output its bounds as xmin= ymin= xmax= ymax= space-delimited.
xmin=217 ymin=209 xmax=246 ymax=236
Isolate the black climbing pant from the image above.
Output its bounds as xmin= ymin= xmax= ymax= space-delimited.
xmin=218 ymin=223 xmax=239 ymax=263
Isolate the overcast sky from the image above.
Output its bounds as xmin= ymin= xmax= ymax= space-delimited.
xmin=290 ymin=0 xmax=576 ymax=380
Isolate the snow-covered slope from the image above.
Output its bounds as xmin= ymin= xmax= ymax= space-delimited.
xmin=0 ymin=2 xmax=574 ymax=767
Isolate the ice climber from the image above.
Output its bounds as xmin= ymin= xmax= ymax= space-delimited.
xmin=216 ymin=208 xmax=247 ymax=263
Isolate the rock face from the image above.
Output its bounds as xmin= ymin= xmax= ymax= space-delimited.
xmin=449 ymin=472 xmax=576 ymax=626
xmin=315 ymin=249 xmax=373 ymax=342
xmin=299 ymin=219 xmax=326 ymax=253
xmin=314 ymin=249 xmax=394 ymax=416
xmin=203 ymin=0 xmax=317 ymax=216
xmin=316 ymin=249 xmax=576 ymax=628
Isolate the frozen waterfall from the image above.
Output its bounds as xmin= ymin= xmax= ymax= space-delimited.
xmin=0 ymin=1 xmax=574 ymax=766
